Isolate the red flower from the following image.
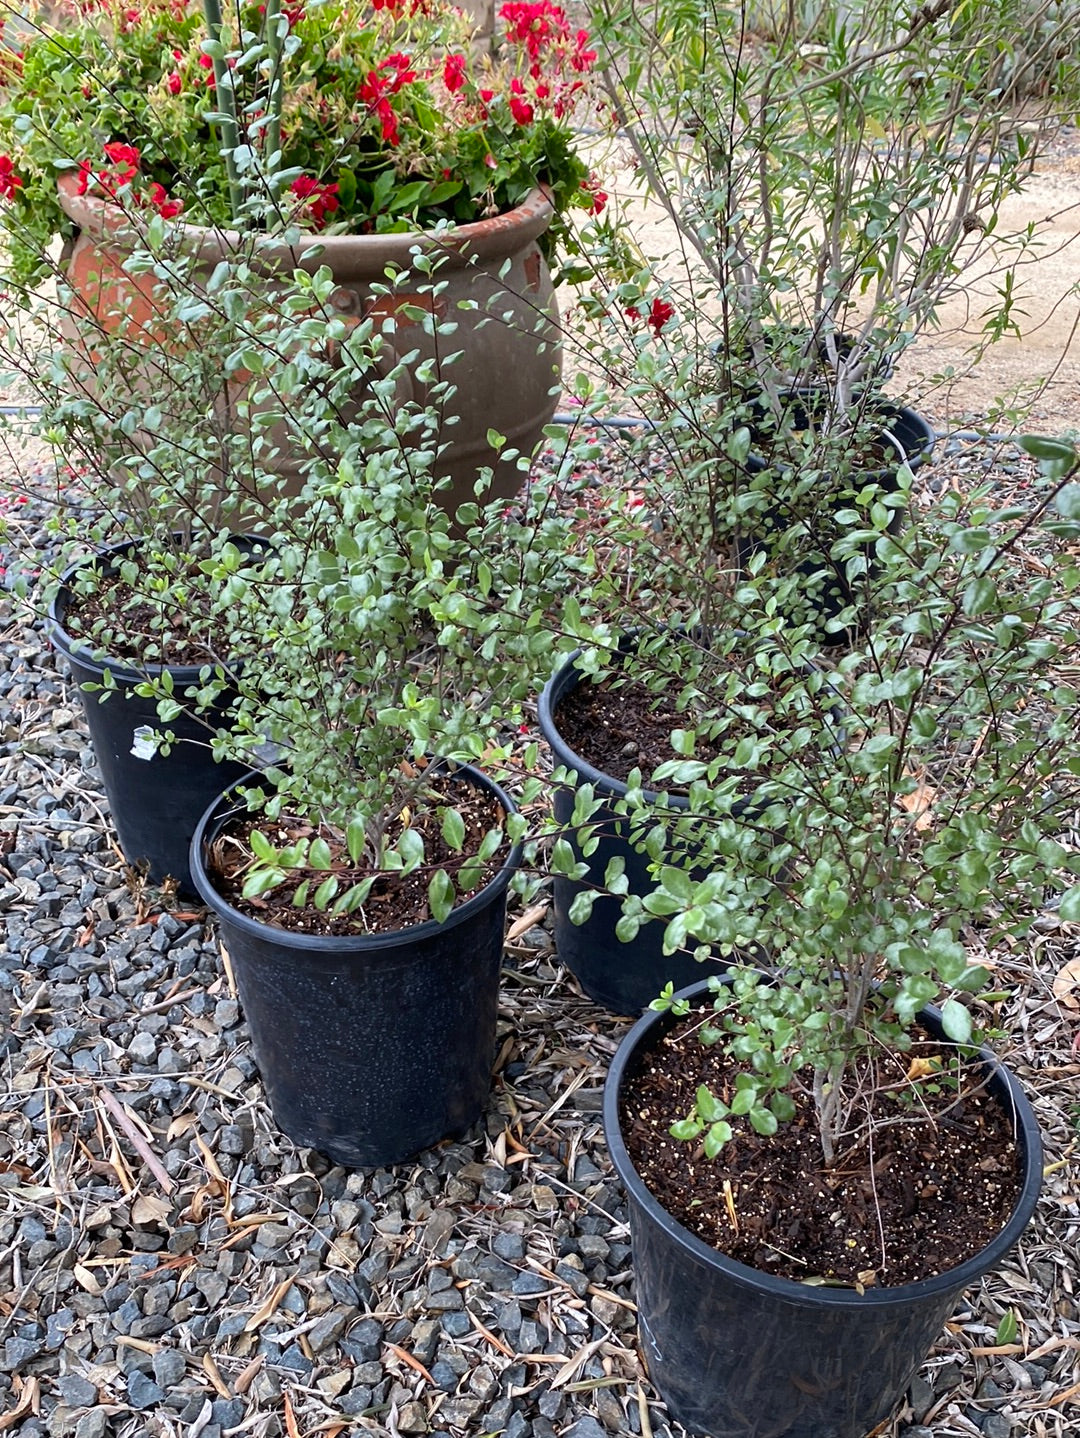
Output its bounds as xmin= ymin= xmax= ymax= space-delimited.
xmin=148 ymin=182 xmax=182 ymax=220
xmin=166 ymin=70 xmax=182 ymax=95
xmin=443 ymin=53 xmax=466 ymax=94
xmin=380 ymin=52 xmax=417 ymax=92
xmin=647 ymin=298 xmax=674 ymax=335
xmin=500 ymin=3 xmax=570 ymax=60
xmin=103 ymin=141 xmax=140 ymax=169
xmin=571 ymin=29 xmax=597 ymax=73
xmin=0 ymin=155 xmax=23 ymax=201
xmin=376 ymin=100 xmax=401 ymax=146
xmin=290 ymin=174 xmax=340 ymax=229
xmin=581 ymin=173 xmax=606 ymax=216
xmin=75 ymin=160 xmax=93 ymax=196
xmin=359 ymin=62 xmax=411 ymax=146
xmin=509 ymin=77 xmax=533 ymax=127
xmin=98 ymin=142 xmax=140 ymax=193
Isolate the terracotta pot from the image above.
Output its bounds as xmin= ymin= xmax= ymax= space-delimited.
xmin=56 ymin=175 xmax=562 ymax=513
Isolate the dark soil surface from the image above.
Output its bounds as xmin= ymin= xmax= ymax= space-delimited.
xmin=620 ymin=1006 xmax=1024 ymax=1288
xmin=205 ymin=769 xmax=509 ymax=936
xmin=62 ymin=577 xmax=230 ymax=668
xmin=553 ymin=674 xmax=725 ymax=786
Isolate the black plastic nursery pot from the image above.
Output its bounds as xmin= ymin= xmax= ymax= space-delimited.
xmin=738 ymin=404 xmax=935 ymax=641
xmin=189 ymin=766 xmax=522 ymax=1169
xmin=538 ymin=653 xmax=734 ymax=1016
xmin=718 ymin=327 xmax=895 ymax=398
xmin=46 ymin=541 xmax=251 ymax=895
xmin=603 ymin=980 xmax=1043 ymax=1438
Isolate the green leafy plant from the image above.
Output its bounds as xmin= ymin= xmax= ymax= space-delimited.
xmin=547 ymin=320 xmax=1080 ymax=1160
xmin=118 ymin=247 xmax=584 ymax=927
xmin=585 ymin=0 xmax=1080 ymax=421
xmin=0 ymin=0 xmax=599 ymax=284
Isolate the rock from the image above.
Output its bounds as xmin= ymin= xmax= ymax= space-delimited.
xmin=74 ymin=1412 xmax=108 ymax=1438
xmin=492 ymin=1232 xmax=526 ymax=1262
xmin=410 ymin=1319 xmax=440 ymax=1366
xmin=981 ymin=1419 xmax=1014 ymax=1438
xmin=57 ymin=1374 xmax=98 ymax=1408
xmin=909 ymin=1375 xmax=934 ymax=1423
xmin=563 ymin=1416 xmax=609 ymax=1438
xmin=152 ymin=1349 xmax=188 ymax=1388
xmin=3 ymin=1336 xmax=42 ymax=1370
xmin=396 ymin=1399 xmax=429 ymax=1433
xmin=934 ymin=1360 xmax=965 ymax=1393
xmin=512 ymin=1272 xmax=551 ymax=1297
xmin=127 ymin=1370 xmax=166 ymax=1410
xmin=307 ymin=1310 xmax=348 ymax=1352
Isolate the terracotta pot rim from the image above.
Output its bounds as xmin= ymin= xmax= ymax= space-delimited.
xmin=56 ymin=173 xmax=555 ymax=272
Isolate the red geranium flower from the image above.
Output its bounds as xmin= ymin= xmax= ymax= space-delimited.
xmin=443 ymin=53 xmax=466 ymax=94
xmin=508 ymin=78 xmax=534 ymax=127
xmin=581 ymin=173 xmax=606 ymax=216
xmin=0 ymin=155 xmax=23 ymax=201
xmin=290 ymin=174 xmax=340 ymax=228
xmin=647 ymin=298 xmax=674 ymax=335
xmin=148 ymin=182 xmax=182 ymax=220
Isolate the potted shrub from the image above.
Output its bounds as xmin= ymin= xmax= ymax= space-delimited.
xmin=537 ymin=619 xmax=840 ymax=1013
xmin=163 ymin=268 xmax=586 ymax=1167
xmin=0 ymin=222 xmax=289 ymax=891
xmin=0 ymin=0 xmax=602 ymax=506
xmin=594 ymin=433 xmax=1080 ymax=1436
xmin=43 ymin=529 xmax=269 ymax=894
xmin=571 ymin=1 xmax=1080 ymax=633
xmin=588 ymin=0 xmax=1080 ymax=422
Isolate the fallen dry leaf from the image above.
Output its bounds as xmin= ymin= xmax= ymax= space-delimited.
xmin=244 ymin=1276 xmax=295 ymax=1333
xmin=202 ymin=1352 xmax=231 ymax=1398
xmin=284 ymin=1393 xmax=301 ymax=1438
xmin=0 ymin=1375 xmax=40 ymax=1431
xmin=897 ymin=780 xmax=936 ymax=831
xmin=507 ymin=901 xmax=549 ymax=943
xmin=1053 ymin=957 xmax=1080 ymax=1010
xmin=386 ymin=1341 xmax=435 ymax=1385
xmin=906 ymin=1056 xmax=941 ymax=1081
xmin=167 ymin=1111 xmax=199 ymax=1142
xmin=72 ymin=1264 xmax=101 ymax=1295
xmin=131 ymin=1192 xmax=172 ymax=1227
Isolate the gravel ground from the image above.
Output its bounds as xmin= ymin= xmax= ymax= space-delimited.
xmin=1 ymin=435 xmax=1079 ymax=1438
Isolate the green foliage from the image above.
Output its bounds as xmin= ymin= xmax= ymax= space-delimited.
xmin=2 ymin=129 xmax=590 ymax=927
xmin=0 ymin=0 xmax=596 ymax=285
xmin=584 ymin=0 xmax=1080 ymax=418
xmin=547 ymin=182 xmax=1080 ymax=1156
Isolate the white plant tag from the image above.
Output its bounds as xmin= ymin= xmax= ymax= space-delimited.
xmin=131 ymin=726 xmax=158 ymax=760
